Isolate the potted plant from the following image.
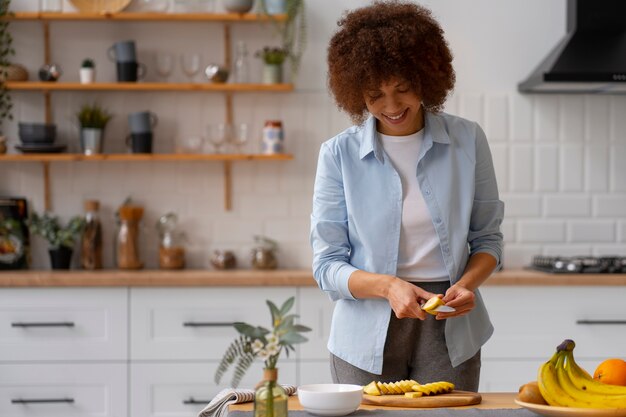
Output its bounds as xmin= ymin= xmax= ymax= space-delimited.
xmin=0 ymin=0 xmax=14 ymax=143
xmin=76 ymin=102 xmax=112 ymax=155
xmin=255 ymin=47 xmax=288 ymax=84
xmin=79 ymin=58 xmax=95 ymax=84
xmin=215 ymin=297 xmax=310 ymax=415
xmin=27 ymin=211 xmax=85 ymax=270
xmin=258 ymin=0 xmax=306 ymax=79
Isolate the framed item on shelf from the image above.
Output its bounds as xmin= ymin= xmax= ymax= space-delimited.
xmin=0 ymin=197 xmax=30 ymax=270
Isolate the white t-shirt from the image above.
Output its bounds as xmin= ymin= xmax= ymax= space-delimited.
xmin=379 ymin=130 xmax=448 ymax=282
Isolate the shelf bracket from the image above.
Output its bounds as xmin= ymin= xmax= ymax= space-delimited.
xmin=42 ymin=161 xmax=51 ymax=211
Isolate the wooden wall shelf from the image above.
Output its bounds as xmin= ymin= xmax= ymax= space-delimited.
xmin=5 ymin=11 xmax=288 ymax=22
xmin=0 ymin=153 xmax=293 ymax=162
xmin=7 ymin=82 xmax=293 ymax=92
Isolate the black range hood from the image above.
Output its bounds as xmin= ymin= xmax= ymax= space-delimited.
xmin=518 ymin=0 xmax=626 ymax=94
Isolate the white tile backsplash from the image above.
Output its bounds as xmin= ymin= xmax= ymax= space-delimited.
xmin=2 ymin=1 xmax=626 ymax=271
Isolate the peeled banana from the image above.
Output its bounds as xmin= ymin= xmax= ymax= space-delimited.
xmin=362 ymin=379 xmax=454 ymax=397
xmin=536 ymin=339 xmax=626 ymax=409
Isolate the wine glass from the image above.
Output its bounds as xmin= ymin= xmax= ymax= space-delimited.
xmin=155 ymin=52 xmax=174 ymax=81
xmin=181 ymin=53 xmax=202 ymax=82
xmin=207 ymin=123 xmax=231 ymax=154
xmin=230 ymin=122 xmax=249 ymax=154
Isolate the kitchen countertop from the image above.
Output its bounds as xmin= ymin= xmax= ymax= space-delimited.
xmin=230 ymin=392 xmax=520 ymax=411
xmin=0 ymin=269 xmax=625 ymax=287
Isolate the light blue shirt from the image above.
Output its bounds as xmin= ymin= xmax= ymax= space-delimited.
xmin=310 ymin=112 xmax=504 ymax=374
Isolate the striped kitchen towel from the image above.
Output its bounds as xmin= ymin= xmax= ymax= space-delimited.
xmin=197 ymin=385 xmax=297 ymax=417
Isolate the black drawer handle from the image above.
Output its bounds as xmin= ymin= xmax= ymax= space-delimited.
xmin=183 ymin=322 xmax=234 ymax=327
xmin=183 ymin=397 xmax=211 ymax=405
xmin=576 ymin=320 xmax=626 ymax=325
xmin=11 ymin=322 xmax=75 ymax=328
xmin=12 ymin=398 xmax=75 ymax=404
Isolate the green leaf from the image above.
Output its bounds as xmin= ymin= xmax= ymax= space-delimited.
xmin=280 ymin=332 xmax=308 ymax=344
xmin=267 ymin=300 xmax=280 ymax=325
xmin=231 ymin=350 xmax=255 ymax=388
xmin=233 ymin=322 xmax=257 ymax=337
xmin=291 ymin=324 xmax=312 ymax=333
xmin=279 ymin=296 xmax=295 ymax=316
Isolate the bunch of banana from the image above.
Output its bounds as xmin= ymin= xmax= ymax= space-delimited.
xmin=537 ymin=339 xmax=626 ymax=409
xmin=363 ymin=379 xmax=454 ymax=398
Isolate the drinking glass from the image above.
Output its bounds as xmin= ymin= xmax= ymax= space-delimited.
xmin=181 ymin=53 xmax=202 ymax=82
xmin=207 ymin=123 xmax=231 ymax=153
xmin=230 ymin=122 xmax=249 ymax=153
xmin=155 ymin=53 xmax=174 ymax=81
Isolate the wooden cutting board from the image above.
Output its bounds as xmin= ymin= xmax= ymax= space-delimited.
xmin=362 ymin=390 xmax=482 ymax=408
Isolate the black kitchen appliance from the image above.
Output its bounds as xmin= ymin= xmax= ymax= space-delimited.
xmin=530 ymin=256 xmax=626 ymax=274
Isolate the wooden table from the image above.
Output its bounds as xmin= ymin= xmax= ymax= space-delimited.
xmin=230 ymin=392 xmax=520 ymax=411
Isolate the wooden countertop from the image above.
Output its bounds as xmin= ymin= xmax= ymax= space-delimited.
xmin=230 ymin=392 xmax=520 ymax=411
xmin=0 ymin=268 xmax=625 ymax=287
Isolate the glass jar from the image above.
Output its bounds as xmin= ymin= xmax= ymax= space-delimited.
xmin=254 ymin=368 xmax=288 ymax=417
xmin=233 ymin=41 xmax=250 ymax=84
xmin=251 ymin=235 xmax=278 ymax=270
xmin=116 ymin=205 xmax=144 ymax=270
xmin=157 ymin=212 xmax=186 ymax=270
xmin=80 ymin=200 xmax=103 ymax=270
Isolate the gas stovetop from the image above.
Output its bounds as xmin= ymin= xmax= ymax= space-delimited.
xmin=530 ymin=256 xmax=626 ymax=274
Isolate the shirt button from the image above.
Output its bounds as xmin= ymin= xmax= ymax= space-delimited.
xmin=443 ymin=247 xmax=450 ymax=253
xmin=425 ymin=189 xmax=431 ymax=195
xmin=435 ymin=217 xmax=442 ymax=224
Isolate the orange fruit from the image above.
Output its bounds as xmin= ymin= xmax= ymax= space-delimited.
xmin=593 ymin=358 xmax=626 ymax=386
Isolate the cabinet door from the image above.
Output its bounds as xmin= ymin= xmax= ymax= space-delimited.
xmin=0 ymin=363 xmax=127 ymax=417
xmin=479 ymin=359 xmax=600 ymax=392
xmin=480 ymin=286 xmax=626 ymax=359
xmin=297 ymin=287 xmax=334 ymax=360
xmin=299 ymin=360 xmax=334 ymax=385
xmin=130 ymin=288 xmax=297 ymax=360
xmin=130 ymin=361 xmax=297 ymax=417
xmin=0 ymin=288 xmax=128 ymax=361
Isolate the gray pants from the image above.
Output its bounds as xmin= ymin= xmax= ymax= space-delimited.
xmin=330 ymin=281 xmax=481 ymax=392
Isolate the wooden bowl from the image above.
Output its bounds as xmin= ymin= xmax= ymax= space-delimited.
xmin=69 ymin=0 xmax=131 ymax=13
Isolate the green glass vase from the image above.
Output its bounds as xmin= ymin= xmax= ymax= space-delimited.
xmin=254 ymin=368 xmax=288 ymax=417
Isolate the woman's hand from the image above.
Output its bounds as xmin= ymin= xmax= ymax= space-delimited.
xmin=386 ymin=277 xmax=438 ymax=320
xmin=438 ymin=284 xmax=475 ymax=319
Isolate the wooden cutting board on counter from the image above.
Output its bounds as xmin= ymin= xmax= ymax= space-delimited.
xmin=362 ymin=390 xmax=482 ymax=408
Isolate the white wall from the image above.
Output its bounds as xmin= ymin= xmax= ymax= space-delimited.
xmin=2 ymin=0 xmax=625 ymax=270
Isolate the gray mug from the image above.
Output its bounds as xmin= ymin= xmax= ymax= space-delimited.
xmin=128 ymin=111 xmax=158 ymax=134
xmin=108 ymin=40 xmax=137 ymax=63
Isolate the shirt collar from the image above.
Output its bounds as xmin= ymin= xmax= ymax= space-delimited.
xmin=359 ymin=112 xmax=450 ymax=162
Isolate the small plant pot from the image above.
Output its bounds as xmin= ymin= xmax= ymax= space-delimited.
xmin=80 ymin=128 xmax=103 ymax=155
xmin=79 ymin=67 xmax=95 ymax=84
xmin=49 ymin=246 xmax=73 ymax=270
xmin=263 ymin=0 xmax=286 ymax=14
xmin=262 ymin=64 xmax=282 ymax=84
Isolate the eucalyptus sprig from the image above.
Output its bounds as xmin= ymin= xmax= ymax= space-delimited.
xmin=215 ymin=296 xmax=311 ymax=387
xmin=27 ymin=211 xmax=85 ymax=250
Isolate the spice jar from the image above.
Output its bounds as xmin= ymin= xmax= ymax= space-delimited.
xmin=210 ymin=250 xmax=237 ymax=270
xmin=251 ymin=235 xmax=278 ymax=270
xmin=116 ymin=205 xmax=144 ymax=270
xmin=157 ymin=212 xmax=185 ymax=270
xmin=261 ymin=120 xmax=283 ymax=154
xmin=80 ymin=199 xmax=103 ymax=270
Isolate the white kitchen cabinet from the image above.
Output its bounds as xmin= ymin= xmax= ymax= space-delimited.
xmin=0 ymin=288 xmax=127 ymax=361
xmin=130 ymin=287 xmax=298 ymax=360
xmin=479 ymin=286 xmax=626 ymax=391
xmin=297 ymin=287 xmax=334 ymax=360
xmin=130 ymin=361 xmax=297 ymax=417
xmin=0 ymin=363 xmax=127 ymax=417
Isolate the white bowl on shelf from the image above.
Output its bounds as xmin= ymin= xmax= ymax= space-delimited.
xmin=297 ymin=384 xmax=363 ymax=416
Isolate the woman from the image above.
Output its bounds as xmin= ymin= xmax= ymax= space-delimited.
xmin=310 ymin=1 xmax=504 ymax=391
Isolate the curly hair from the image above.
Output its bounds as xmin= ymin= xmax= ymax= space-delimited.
xmin=327 ymin=1 xmax=455 ymax=124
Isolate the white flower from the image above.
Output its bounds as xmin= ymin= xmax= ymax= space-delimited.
xmin=258 ymin=348 xmax=270 ymax=360
xmin=251 ymin=339 xmax=265 ymax=354
xmin=267 ymin=333 xmax=279 ymax=345
xmin=266 ymin=342 xmax=280 ymax=356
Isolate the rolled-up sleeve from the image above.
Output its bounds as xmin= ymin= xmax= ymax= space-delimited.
xmin=468 ymin=124 xmax=505 ymax=269
xmin=310 ymin=142 xmax=358 ymax=301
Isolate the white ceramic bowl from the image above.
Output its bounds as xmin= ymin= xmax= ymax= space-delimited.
xmin=297 ymin=384 xmax=363 ymax=416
